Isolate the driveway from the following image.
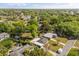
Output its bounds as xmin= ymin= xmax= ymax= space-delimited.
xmin=56 ymin=40 xmax=77 ymax=56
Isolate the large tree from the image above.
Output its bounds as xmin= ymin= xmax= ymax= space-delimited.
xmin=23 ymin=47 xmax=47 ymax=56
xmin=55 ymin=21 xmax=79 ymax=38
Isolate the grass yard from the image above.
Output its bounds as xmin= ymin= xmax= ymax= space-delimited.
xmin=55 ymin=37 xmax=68 ymax=44
xmin=74 ymin=40 xmax=79 ymax=48
xmin=21 ymin=33 xmax=33 ymax=39
xmin=0 ymin=38 xmax=14 ymax=49
xmin=0 ymin=38 xmax=14 ymax=56
xmin=44 ymin=40 xmax=63 ymax=52
xmin=46 ymin=51 xmax=53 ymax=56
xmin=67 ymin=48 xmax=79 ymax=56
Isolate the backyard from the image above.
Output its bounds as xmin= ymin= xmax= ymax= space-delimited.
xmin=44 ymin=40 xmax=63 ymax=52
xmin=55 ymin=37 xmax=68 ymax=44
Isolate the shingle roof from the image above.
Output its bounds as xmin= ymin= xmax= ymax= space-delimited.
xmin=32 ymin=37 xmax=48 ymax=47
xmin=37 ymin=37 xmax=48 ymax=44
xmin=43 ymin=33 xmax=57 ymax=38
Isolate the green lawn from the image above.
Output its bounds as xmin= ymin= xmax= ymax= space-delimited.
xmin=0 ymin=38 xmax=14 ymax=48
xmin=44 ymin=40 xmax=63 ymax=52
xmin=55 ymin=37 xmax=68 ymax=44
xmin=46 ymin=51 xmax=53 ymax=56
xmin=21 ymin=33 xmax=33 ymax=39
xmin=44 ymin=37 xmax=68 ymax=53
xmin=67 ymin=48 xmax=79 ymax=56
xmin=0 ymin=38 xmax=14 ymax=56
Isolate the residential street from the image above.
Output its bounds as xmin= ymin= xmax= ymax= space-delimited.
xmin=9 ymin=44 xmax=31 ymax=56
xmin=56 ymin=40 xmax=77 ymax=56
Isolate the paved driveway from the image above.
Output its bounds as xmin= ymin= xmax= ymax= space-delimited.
xmin=56 ymin=40 xmax=77 ymax=56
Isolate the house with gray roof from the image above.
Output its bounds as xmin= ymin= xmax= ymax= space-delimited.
xmin=31 ymin=37 xmax=48 ymax=48
xmin=43 ymin=33 xmax=57 ymax=39
xmin=0 ymin=33 xmax=10 ymax=41
xmin=31 ymin=33 xmax=57 ymax=48
xmin=37 ymin=37 xmax=48 ymax=44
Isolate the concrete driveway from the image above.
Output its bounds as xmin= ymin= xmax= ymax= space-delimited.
xmin=56 ymin=40 xmax=77 ymax=56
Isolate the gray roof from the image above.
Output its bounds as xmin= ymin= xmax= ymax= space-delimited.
xmin=37 ymin=37 xmax=48 ymax=44
xmin=32 ymin=37 xmax=48 ymax=47
xmin=43 ymin=33 xmax=57 ymax=38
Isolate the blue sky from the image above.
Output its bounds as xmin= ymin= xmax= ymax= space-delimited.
xmin=0 ymin=3 xmax=79 ymax=9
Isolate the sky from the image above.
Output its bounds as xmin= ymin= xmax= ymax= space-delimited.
xmin=0 ymin=3 xmax=79 ymax=9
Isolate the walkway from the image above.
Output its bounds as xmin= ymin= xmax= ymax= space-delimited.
xmin=56 ymin=40 xmax=77 ymax=56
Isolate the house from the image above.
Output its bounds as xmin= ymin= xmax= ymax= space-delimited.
xmin=43 ymin=33 xmax=57 ymax=39
xmin=37 ymin=37 xmax=48 ymax=44
xmin=0 ymin=33 xmax=10 ymax=41
xmin=31 ymin=38 xmax=43 ymax=47
xmin=31 ymin=33 xmax=57 ymax=48
xmin=23 ymin=15 xmax=31 ymax=20
xmin=31 ymin=37 xmax=48 ymax=48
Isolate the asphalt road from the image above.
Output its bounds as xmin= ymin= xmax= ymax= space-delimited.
xmin=56 ymin=40 xmax=77 ymax=56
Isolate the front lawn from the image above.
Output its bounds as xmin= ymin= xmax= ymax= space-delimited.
xmin=55 ymin=37 xmax=68 ymax=44
xmin=44 ymin=40 xmax=63 ymax=52
xmin=67 ymin=48 xmax=79 ymax=56
xmin=46 ymin=51 xmax=53 ymax=56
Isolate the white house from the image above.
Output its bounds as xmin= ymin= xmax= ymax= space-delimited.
xmin=31 ymin=37 xmax=48 ymax=47
xmin=31 ymin=38 xmax=44 ymax=47
xmin=0 ymin=33 xmax=10 ymax=41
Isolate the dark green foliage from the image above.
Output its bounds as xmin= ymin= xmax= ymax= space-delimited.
xmin=0 ymin=38 xmax=14 ymax=55
xmin=23 ymin=47 xmax=47 ymax=56
xmin=55 ymin=21 xmax=79 ymax=38
xmin=0 ymin=9 xmax=79 ymax=38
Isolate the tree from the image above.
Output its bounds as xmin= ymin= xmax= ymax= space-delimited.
xmin=55 ymin=21 xmax=79 ymax=38
xmin=0 ymin=38 xmax=14 ymax=56
xmin=0 ymin=38 xmax=14 ymax=49
xmin=23 ymin=47 xmax=47 ymax=56
xmin=28 ymin=24 xmax=38 ymax=38
xmin=27 ymin=17 xmax=39 ymax=38
xmin=41 ymin=20 xmax=52 ymax=33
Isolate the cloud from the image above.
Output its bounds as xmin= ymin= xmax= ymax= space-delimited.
xmin=0 ymin=3 xmax=79 ymax=9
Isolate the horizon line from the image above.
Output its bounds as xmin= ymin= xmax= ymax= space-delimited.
xmin=0 ymin=3 xmax=79 ymax=9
